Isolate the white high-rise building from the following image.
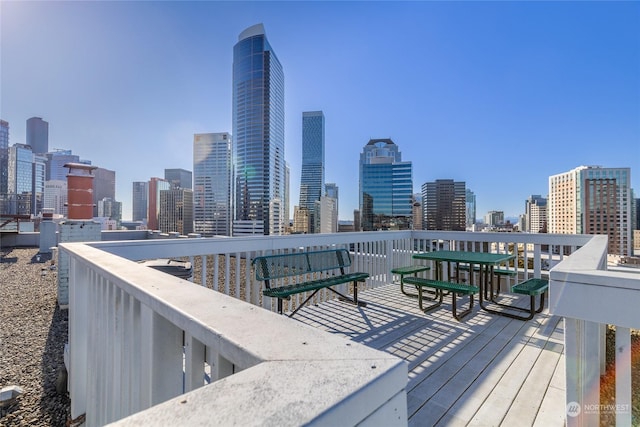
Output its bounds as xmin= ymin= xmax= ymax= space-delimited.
xmin=317 ymin=195 xmax=338 ymax=234
xmin=44 ymin=180 xmax=68 ymax=217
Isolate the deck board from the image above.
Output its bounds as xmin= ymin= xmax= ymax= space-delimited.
xmin=291 ymin=283 xmax=565 ymax=426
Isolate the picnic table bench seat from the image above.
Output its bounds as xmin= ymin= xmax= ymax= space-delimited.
xmin=391 ymin=265 xmax=431 ymax=298
xmin=402 ymin=277 xmax=479 ymax=321
xmin=253 ymin=248 xmax=369 ymax=318
xmin=484 ymin=278 xmax=549 ymax=321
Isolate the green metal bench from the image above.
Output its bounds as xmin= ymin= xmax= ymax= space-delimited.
xmin=391 ymin=265 xmax=431 ymax=298
xmin=402 ymin=277 xmax=479 ymax=321
xmin=253 ymin=249 xmax=369 ymax=318
xmin=482 ymin=278 xmax=549 ymax=321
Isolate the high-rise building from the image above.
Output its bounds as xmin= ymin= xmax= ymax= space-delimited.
xmin=422 ymin=179 xmax=466 ymax=231
xmin=44 ymin=180 xmax=68 ymax=217
xmin=46 ymin=149 xmax=81 ymax=181
xmin=26 ymin=117 xmax=48 ymax=154
xmin=193 ymin=133 xmax=232 ymax=236
xmin=549 ymin=166 xmax=632 ymax=256
xmin=132 ymin=181 xmax=148 ymax=223
xmin=292 ymin=206 xmax=310 ymax=234
xmin=284 ymin=161 xmax=290 ymax=231
xmin=7 ymin=143 xmax=34 ymax=215
xmin=165 ymin=168 xmax=192 ymax=190
xmin=359 ymin=139 xmax=413 ymax=231
xmin=412 ymin=193 xmax=422 ymax=230
xmin=159 ymin=188 xmax=193 ymax=235
xmin=524 ymin=195 xmax=547 ymax=233
xmin=0 ymin=120 xmax=8 ymax=198
xmin=32 ymin=154 xmax=46 ymax=215
xmin=465 ymin=189 xmax=476 ymax=228
xmin=232 ymin=23 xmax=285 ymax=236
xmin=93 ymin=168 xmax=116 ymax=217
xmin=317 ymin=195 xmax=338 ymax=233
xmin=485 ymin=210 xmax=505 ymax=227
xmin=98 ymin=198 xmax=122 ymax=225
xmin=148 ymin=177 xmax=170 ymax=230
xmin=325 ymin=183 xmax=339 ymax=225
xmin=299 ymin=111 xmax=325 ymax=233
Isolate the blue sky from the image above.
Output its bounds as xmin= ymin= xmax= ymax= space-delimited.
xmin=2 ymin=1 xmax=639 ymax=221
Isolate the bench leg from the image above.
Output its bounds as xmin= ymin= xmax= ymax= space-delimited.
xmin=288 ymin=290 xmax=321 ymax=318
xmin=400 ymin=273 xmax=437 ymax=301
xmin=480 ymin=292 xmax=546 ymax=321
xmin=452 ymin=293 xmax=475 ymax=322
xmin=330 ymin=281 xmax=367 ymax=308
xmin=417 ymin=287 xmax=443 ymax=313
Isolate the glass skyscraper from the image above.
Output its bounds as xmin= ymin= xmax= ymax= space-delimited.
xmin=359 ymin=139 xmax=413 ymax=231
xmin=132 ymin=181 xmax=148 ymax=223
xmin=299 ymin=111 xmax=325 ymax=233
xmin=26 ymin=117 xmax=48 ymax=154
xmin=0 ymin=120 xmax=9 ymax=205
xmin=193 ymin=132 xmax=232 ymax=237
xmin=232 ymin=23 xmax=285 ymax=236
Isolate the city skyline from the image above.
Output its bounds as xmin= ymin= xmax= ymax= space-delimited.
xmin=2 ymin=1 xmax=638 ymax=220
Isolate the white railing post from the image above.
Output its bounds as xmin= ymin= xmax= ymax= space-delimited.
xmin=564 ymin=319 xmax=602 ymax=427
xmin=69 ymin=256 xmax=89 ymax=421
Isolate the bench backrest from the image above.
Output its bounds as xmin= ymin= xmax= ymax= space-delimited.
xmin=253 ymin=249 xmax=352 ymax=283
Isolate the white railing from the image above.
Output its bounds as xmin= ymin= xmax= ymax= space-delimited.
xmin=550 ymin=234 xmax=640 ymax=427
xmin=60 ymin=230 xmax=636 ymax=426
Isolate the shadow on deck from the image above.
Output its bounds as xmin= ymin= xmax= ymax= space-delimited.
xmin=292 ymin=284 xmax=565 ymax=427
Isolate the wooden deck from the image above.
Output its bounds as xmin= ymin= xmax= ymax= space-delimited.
xmin=292 ymin=283 xmax=566 ymax=426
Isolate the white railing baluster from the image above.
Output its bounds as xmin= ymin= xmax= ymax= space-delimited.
xmin=616 ymin=327 xmax=631 ymax=426
xmin=184 ymin=333 xmax=205 ymax=392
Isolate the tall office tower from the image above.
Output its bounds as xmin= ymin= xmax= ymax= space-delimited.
xmin=549 ymin=166 xmax=632 ymax=256
xmin=165 ymin=168 xmax=192 ymax=190
xmin=44 ymin=180 xmax=68 ymax=216
xmin=32 ymin=154 xmax=47 ymax=215
xmin=524 ymin=195 xmax=547 ymax=233
xmin=485 ymin=211 xmax=505 ymax=227
xmin=359 ymin=139 xmax=413 ymax=231
xmin=132 ymin=181 xmax=149 ymax=223
xmin=232 ymin=23 xmax=285 ymax=236
xmin=317 ymin=196 xmax=338 ymax=233
xmin=293 ymin=206 xmax=310 ymax=234
xmin=422 ymin=179 xmax=466 ymax=231
xmin=98 ymin=198 xmax=122 ymax=223
xmin=193 ymin=133 xmax=232 ymax=236
xmin=299 ymin=111 xmax=325 ymax=233
xmin=92 ymin=168 xmax=116 ymax=217
xmin=325 ymin=183 xmax=339 ymax=226
xmin=0 ymin=120 xmax=8 ymax=198
xmin=148 ymin=177 xmax=170 ymax=230
xmin=46 ymin=149 xmax=81 ymax=181
xmin=412 ymin=193 xmax=423 ymax=230
xmin=284 ymin=162 xmax=290 ymax=230
xmin=26 ymin=117 xmax=49 ymax=154
xmin=159 ymin=189 xmax=193 ymax=235
xmin=7 ymin=143 xmax=33 ymax=215
xmin=465 ymin=189 xmax=476 ymax=228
